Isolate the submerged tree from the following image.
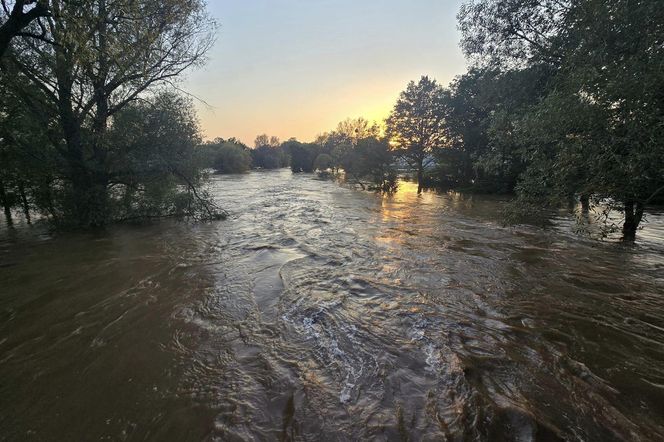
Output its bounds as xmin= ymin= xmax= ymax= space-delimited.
xmin=2 ymin=0 xmax=217 ymax=227
xmin=341 ymin=137 xmax=397 ymax=192
xmin=0 ymin=69 xmax=57 ymax=224
xmin=313 ymin=153 xmax=333 ymax=172
xmin=311 ymin=117 xmax=397 ymax=190
xmin=213 ymin=144 xmax=252 ymax=175
xmin=251 ymin=134 xmax=288 ymax=169
xmin=107 ymin=92 xmax=222 ymax=221
xmin=315 ymin=117 xmax=381 ymax=174
xmin=458 ymin=0 xmax=664 ymax=240
xmin=198 ymin=138 xmax=252 ymax=174
xmin=386 ymin=76 xmax=447 ymax=193
xmin=286 ymin=140 xmax=320 ymax=173
xmin=437 ymin=66 xmax=553 ymax=192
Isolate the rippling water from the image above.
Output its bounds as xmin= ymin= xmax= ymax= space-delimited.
xmin=1 ymin=170 xmax=663 ymax=441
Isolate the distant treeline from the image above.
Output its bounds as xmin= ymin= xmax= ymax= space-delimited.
xmin=197 ymin=123 xmax=398 ymax=192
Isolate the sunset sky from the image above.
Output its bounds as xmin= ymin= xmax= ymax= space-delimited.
xmin=183 ymin=0 xmax=468 ymax=145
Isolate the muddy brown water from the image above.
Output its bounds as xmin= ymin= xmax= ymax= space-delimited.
xmin=1 ymin=170 xmax=663 ymax=441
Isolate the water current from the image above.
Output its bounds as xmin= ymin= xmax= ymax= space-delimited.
xmin=1 ymin=170 xmax=663 ymax=440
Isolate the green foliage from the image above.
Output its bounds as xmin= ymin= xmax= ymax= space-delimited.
xmin=0 ymin=82 xmax=222 ymax=225
xmin=0 ymin=75 xmax=58 ymax=223
xmin=458 ymin=0 xmax=567 ymax=66
xmin=329 ymin=143 xmax=351 ymax=169
xmin=250 ymin=134 xmax=289 ymax=169
xmin=0 ymin=0 xmax=217 ymax=228
xmin=99 ymin=92 xmax=221 ymax=222
xmin=456 ymin=0 xmax=664 ymax=239
xmin=432 ymin=66 xmax=553 ymax=192
xmin=197 ymin=139 xmax=252 ymax=174
xmin=311 ymin=117 xmax=396 ymax=191
xmin=287 ymin=141 xmax=320 ymax=173
xmin=213 ymin=144 xmax=252 ymax=174
xmin=336 ymin=137 xmax=397 ymax=192
xmin=313 ymin=153 xmax=333 ymax=172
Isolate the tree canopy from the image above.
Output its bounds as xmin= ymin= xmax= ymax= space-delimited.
xmin=449 ymin=0 xmax=664 ymax=240
xmin=386 ymin=76 xmax=447 ymax=193
xmin=0 ymin=0 xmax=219 ymax=227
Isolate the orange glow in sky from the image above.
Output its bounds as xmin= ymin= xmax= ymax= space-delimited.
xmin=183 ymin=1 xmax=467 ymax=145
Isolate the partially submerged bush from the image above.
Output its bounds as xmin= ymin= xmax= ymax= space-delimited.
xmin=212 ymin=144 xmax=252 ymax=174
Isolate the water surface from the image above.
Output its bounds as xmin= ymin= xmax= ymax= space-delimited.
xmin=1 ymin=170 xmax=663 ymax=441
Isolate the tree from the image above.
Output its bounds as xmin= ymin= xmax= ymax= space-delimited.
xmin=326 ymin=117 xmax=380 ymax=146
xmin=251 ymin=134 xmax=288 ymax=169
xmin=386 ymin=76 xmax=447 ymax=193
xmin=345 ymin=138 xmax=397 ymax=192
xmin=211 ymin=143 xmax=252 ymax=174
xmin=4 ymin=0 xmax=216 ymax=227
xmin=254 ymin=134 xmax=280 ymax=149
xmin=559 ymin=0 xmax=664 ymax=240
xmin=0 ymin=67 xmax=58 ymax=224
xmin=95 ymin=92 xmax=222 ymax=221
xmin=459 ymin=0 xmax=664 ymax=240
xmin=0 ymin=0 xmax=50 ymax=58
xmin=458 ymin=0 xmax=568 ymax=67
xmin=313 ymin=153 xmax=333 ymax=172
xmin=477 ymin=66 xmax=553 ymax=191
xmin=315 ymin=117 xmax=381 ymax=174
xmin=196 ymin=137 xmax=253 ymax=174
xmin=286 ymin=140 xmax=320 ymax=173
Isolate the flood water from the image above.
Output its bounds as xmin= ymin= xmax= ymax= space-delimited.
xmin=1 ymin=169 xmax=663 ymax=441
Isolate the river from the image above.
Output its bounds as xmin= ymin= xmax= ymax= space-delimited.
xmin=1 ymin=169 xmax=663 ymax=441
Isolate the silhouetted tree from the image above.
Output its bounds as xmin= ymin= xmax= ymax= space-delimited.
xmin=458 ymin=0 xmax=567 ymax=67
xmin=344 ymin=138 xmax=397 ymax=192
xmin=286 ymin=140 xmax=320 ymax=173
xmin=313 ymin=153 xmax=333 ymax=172
xmin=436 ymin=66 xmax=554 ymax=192
xmin=386 ymin=76 xmax=446 ymax=193
xmin=315 ymin=118 xmax=379 ymax=173
xmin=0 ymin=0 xmax=50 ymax=58
xmin=251 ymin=134 xmax=288 ymax=169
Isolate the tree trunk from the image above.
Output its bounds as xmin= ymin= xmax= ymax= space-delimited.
xmin=69 ymin=168 xmax=109 ymax=227
xmin=72 ymin=0 xmax=111 ymax=228
xmin=17 ymin=180 xmax=30 ymax=223
xmin=416 ymin=159 xmax=424 ymax=194
xmin=464 ymin=153 xmax=474 ymax=186
xmin=54 ymin=35 xmax=109 ymax=228
xmin=622 ymin=201 xmax=644 ymax=241
xmin=0 ymin=19 xmax=18 ymax=58
xmin=0 ymin=177 xmax=13 ymax=225
xmin=580 ymin=194 xmax=590 ymax=214
xmin=61 ymin=114 xmax=103 ymax=227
